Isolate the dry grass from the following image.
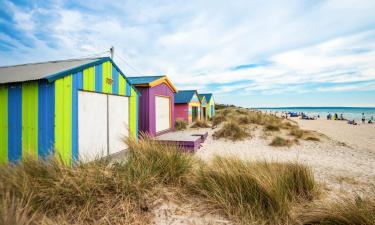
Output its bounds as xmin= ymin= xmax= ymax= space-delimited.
xmin=190 ymin=157 xmax=317 ymax=224
xmin=270 ymin=136 xmax=295 ymax=147
xmin=191 ymin=119 xmax=210 ymax=128
xmin=297 ymin=193 xmax=375 ymax=225
xmin=174 ymin=119 xmax=188 ymax=131
xmin=0 ymin=137 xmax=195 ymax=225
xmin=213 ymin=121 xmax=251 ymax=141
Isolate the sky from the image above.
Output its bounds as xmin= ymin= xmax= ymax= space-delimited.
xmin=0 ymin=0 xmax=375 ymax=107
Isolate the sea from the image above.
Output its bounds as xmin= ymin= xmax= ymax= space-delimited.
xmin=257 ymin=107 xmax=375 ymax=121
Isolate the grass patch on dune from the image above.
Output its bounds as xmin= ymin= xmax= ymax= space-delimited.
xmin=297 ymin=193 xmax=375 ymax=225
xmin=191 ymin=119 xmax=210 ymax=128
xmin=190 ymin=157 xmax=317 ymax=223
xmin=174 ymin=119 xmax=188 ymax=131
xmin=270 ymin=136 xmax=295 ymax=147
xmin=213 ymin=121 xmax=251 ymax=141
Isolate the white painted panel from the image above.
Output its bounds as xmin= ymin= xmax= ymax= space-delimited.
xmin=155 ymin=96 xmax=170 ymax=133
xmin=108 ymin=95 xmax=129 ymax=154
xmin=78 ymin=91 xmax=108 ymax=162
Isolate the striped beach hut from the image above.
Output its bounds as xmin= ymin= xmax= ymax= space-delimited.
xmin=128 ymin=75 xmax=177 ymax=136
xmin=199 ymin=93 xmax=215 ymax=119
xmin=174 ymin=90 xmax=201 ymax=124
xmin=0 ymin=57 xmax=139 ymax=165
xmin=198 ymin=95 xmax=208 ymax=120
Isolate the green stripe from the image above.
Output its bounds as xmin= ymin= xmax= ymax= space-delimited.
xmin=83 ymin=66 xmax=95 ymax=91
xmin=129 ymin=87 xmax=137 ymax=139
xmin=0 ymin=85 xmax=8 ymax=164
xmin=22 ymin=82 xmax=38 ymax=159
xmin=55 ymin=75 xmax=72 ymax=165
xmin=102 ymin=61 xmax=112 ymax=94
xmin=119 ymin=75 xmax=125 ymax=96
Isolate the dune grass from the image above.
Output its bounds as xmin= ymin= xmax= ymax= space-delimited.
xmin=191 ymin=119 xmax=210 ymax=128
xmin=174 ymin=118 xmax=188 ymax=131
xmin=270 ymin=136 xmax=295 ymax=147
xmin=297 ymin=193 xmax=375 ymax=225
xmin=190 ymin=157 xmax=317 ymax=224
xmin=213 ymin=121 xmax=251 ymax=141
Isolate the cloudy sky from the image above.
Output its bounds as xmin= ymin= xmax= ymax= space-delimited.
xmin=1 ymin=0 xmax=375 ymax=107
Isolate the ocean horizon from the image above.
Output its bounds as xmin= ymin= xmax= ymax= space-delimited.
xmin=257 ymin=107 xmax=375 ymax=120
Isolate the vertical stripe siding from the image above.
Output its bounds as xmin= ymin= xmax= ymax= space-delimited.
xmin=102 ymin=61 xmax=112 ymax=94
xmin=136 ymin=94 xmax=139 ymax=140
xmin=0 ymin=85 xmax=8 ymax=164
xmin=8 ymin=84 xmax=22 ymax=163
xmin=22 ymin=82 xmax=38 ymax=159
xmin=119 ymin=76 xmax=125 ymax=96
xmin=72 ymin=72 xmax=81 ymax=162
xmin=129 ymin=87 xmax=137 ymax=139
xmin=55 ymin=75 xmax=72 ymax=165
xmin=125 ymin=80 xmax=131 ymax=96
xmin=95 ymin=65 xmax=102 ymax=92
xmin=38 ymin=81 xmax=55 ymax=159
xmin=83 ymin=67 xmax=95 ymax=91
xmin=112 ymin=65 xmax=119 ymax=94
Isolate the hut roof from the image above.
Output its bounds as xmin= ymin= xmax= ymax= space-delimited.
xmin=199 ymin=93 xmax=213 ymax=102
xmin=128 ymin=75 xmax=177 ymax=92
xmin=174 ymin=90 xmax=199 ymax=104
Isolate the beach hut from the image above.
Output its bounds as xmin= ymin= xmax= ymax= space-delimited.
xmin=199 ymin=93 xmax=215 ymax=119
xmin=198 ymin=95 xmax=208 ymax=120
xmin=0 ymin=57 xmax=139 ymax=165
xmin=174 ymin=90 xmax=201 ymax=124
xmin=128 ymin=75 xmax=177 ymax=136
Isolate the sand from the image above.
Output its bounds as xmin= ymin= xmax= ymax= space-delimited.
xmin=196 ymin=119 xmax=375 ymax=196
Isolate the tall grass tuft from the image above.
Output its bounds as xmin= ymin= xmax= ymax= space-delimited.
xmin=213 ymin=121 xmax=251 ymax=141
xmin=298 ymin=193 xmax=375 ymax=225
xmin=191 ymin=119 xmax=210 ymax=128
xmin=212 ymin=114 xmax=226 ymax=127
xmin=174 ymin=119 xmax=188 ymax=131
xmin=125 ymin=136 xmax=195 ymax=185
xmin=190 ymin=157 xmax=317 ymax=223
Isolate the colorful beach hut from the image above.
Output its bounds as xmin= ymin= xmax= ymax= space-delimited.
xmin=199 ymin=93 xmax=215 ymax=119
xmin=0 ymin=57 xmax=139 ymax=165
xmin=128 ymin=75 xmax=177 ymax=136
xmin=198 ymin=95 xmax=208 ymax=120
xmin=174 ymin=90 xmax=201 ymax=124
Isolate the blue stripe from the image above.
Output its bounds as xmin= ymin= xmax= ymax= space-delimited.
xmin=72 ymin=72 xmax=79 ymax=162
xmin=77 ymin=71 xmax=83 ymax=89
xmin=126 ymin=81 xmax=131 ymax=96
xmin=8 ymin=83 xmax=22 ymax=163
xmin=95 ymin=65 xmax=102 ymax=92
xmin=38 ymin=81 xmax=55 ymax=159
xmin=112 ymin=65 xmax=119 ymax=94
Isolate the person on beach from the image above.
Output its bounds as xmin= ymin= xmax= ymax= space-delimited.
xmin=362 ymin=113 xmax=366 ymax=124
xmin=339 ymin=114 xmax=344 ymax=120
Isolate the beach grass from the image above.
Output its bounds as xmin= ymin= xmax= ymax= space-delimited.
xmin=190 ymin=157 xmax=317 ymax=224
xmin=213 ymin=121 xmax=251 ymax=141
xmin=191 ymin=119 xmax=210 ymax=128
xmin=270 ymin=136 xmax=295 ymax=147
xmin=174 ymin=118 xmax=188 ymax=131
xmin=297 ymin=192 xmax=375 ymax=225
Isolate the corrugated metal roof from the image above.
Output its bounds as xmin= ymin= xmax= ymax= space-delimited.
xmin=174 ymin=90 xmax=198 ymax=103
xmin=200 ymin=93 xmax=213 ymax=102
xmin=127 ymin=75 xmax=165 ymax=85
xmin=0 ymin=57 xmax=102 ymax=84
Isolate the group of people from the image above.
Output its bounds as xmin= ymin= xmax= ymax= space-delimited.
xmin=327 ymin=112 xmax=373 ymax=125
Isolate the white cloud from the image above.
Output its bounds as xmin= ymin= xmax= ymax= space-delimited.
xmin=1 ymin=0 xmax=375 ymax=101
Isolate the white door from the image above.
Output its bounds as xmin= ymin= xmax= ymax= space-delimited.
xmin=108 ymin=95 xmax=129 ymax=154
xmin=78 ymin=91 xmax=108 ymax=161
xmin=155 ymin=96 xmax=170 ymax=133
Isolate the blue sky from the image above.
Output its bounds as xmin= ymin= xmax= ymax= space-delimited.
xmin=1 ymin=0 xmax=375 ymax=107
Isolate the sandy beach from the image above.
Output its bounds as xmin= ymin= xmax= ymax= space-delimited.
xmin=196 ymin=118 xmax=375 ymax=196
